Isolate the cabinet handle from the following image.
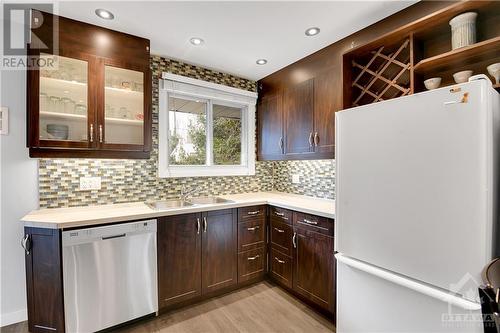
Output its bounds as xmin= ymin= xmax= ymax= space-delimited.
xmin=90 ymin=124 xmax=94 ymax=142
xmin=292 ymin=232 xmax=297 ymax=248
xmin=196 ymin=218 xmax=200 ymax=235
xmin=275 ymin=211 xmax=288 ymax=220
xmin=247 ymin=210 xmax=260 ymax=215
xmin=274 ymin=257 xmax=285 ymax=264
xmin=274 ymin=227 xmax=285 ymax=233
xmin=314 ymin=132 xmax=319 ymax=146
xmin=303 ymin=218 xmax=318 ymax=225
xmin=21 ymin=234 xmax=31 ymax=255
xmin=247 ymin=226 xmax=260 ymax=232
xmin=203 ymin=217 xmax=207 ymax=232
xmin=279 ymin=136 xmax=283 ymax=151
xmin=248 ymin=255 xmax=260 ymax=261
xmin=308 ymin=132 xmax=313 ymax=147
xmin=99 ymin=124 xmax=103 ymax=143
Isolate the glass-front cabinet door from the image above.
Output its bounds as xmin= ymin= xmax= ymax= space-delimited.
xmin=99 ymin=60 xmax=150 ymax=151
xmin=36 ymin=52 xmax=95 ymax=148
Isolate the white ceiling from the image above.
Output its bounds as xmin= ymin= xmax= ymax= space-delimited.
xmin=54 ymin=1 xmax=417 ymax=81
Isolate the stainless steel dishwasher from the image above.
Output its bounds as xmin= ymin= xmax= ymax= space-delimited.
xmin=62 ymin=220 xmax=157 ymax=333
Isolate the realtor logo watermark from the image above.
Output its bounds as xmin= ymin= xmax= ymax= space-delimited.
xmin=2 ymin=3 xmax=58 ymax=70
xmin=441 ymin=273 xmax=492 ymax=330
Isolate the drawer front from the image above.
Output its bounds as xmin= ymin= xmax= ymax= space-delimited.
xmin=270 ymin=219 xmax=293 ymax=256
xmin=238 ymin=219 xmax=265 ymax=252
xmin=238 ymin=205 xmax=266 ymax=222
xmin=269 ymin=206 xmax=292 ymax=225
xmin=238 ymin=247 xmax=265 ymax=283
xmin=293 ymin=212 xmax=334 ymax=236
xmin=269 ymin=248 xmax=293 ymax=289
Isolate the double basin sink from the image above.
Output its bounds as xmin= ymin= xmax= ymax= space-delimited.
xmin=146 ymin=196 xmax=233 ymax=210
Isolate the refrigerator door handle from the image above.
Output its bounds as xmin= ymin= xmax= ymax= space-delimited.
xmin=335 ymin=253 xmax=481 ymax=311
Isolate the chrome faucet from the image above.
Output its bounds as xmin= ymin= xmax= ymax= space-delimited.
xmin=180 ymin=185 xmax=196 ymax=201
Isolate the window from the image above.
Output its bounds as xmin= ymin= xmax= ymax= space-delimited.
xmin=159 ymin=73 xmax=257 ymax=177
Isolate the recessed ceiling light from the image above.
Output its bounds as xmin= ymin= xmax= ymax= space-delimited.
xmin=256 ymin=59 xmax=267 ymax=65
xmin=95 ymin=9 xmax=114 ymax=20
xmin=190 ymin=37 xmax=204 ymax=46
xmin=305 ymin=27 xmax=320 ymax=36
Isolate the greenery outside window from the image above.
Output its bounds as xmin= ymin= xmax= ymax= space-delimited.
xmin=159 ymin=73 xmax=257 ymax=177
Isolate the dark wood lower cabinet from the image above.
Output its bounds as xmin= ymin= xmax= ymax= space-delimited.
xmin=24 ymin=205 xmax=334 ymax=333
xmin=293 ymin=227 xmax=335 ymax=313
xmin=158 ymin=213 xmax=202 ymax=308
xmin=24 ymin=227 xmax=65 ymax=333
xmin=269 ymin=248 xmax=293 ymax=289
xmin=202 ymin=209 xmax=238 ymax=294
xmin=268 ymin=207 xmax=336 ymax=315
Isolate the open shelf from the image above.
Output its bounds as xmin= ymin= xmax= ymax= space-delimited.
xmin=343 ymin=0 xmax=499 ymax=108
xmin=40 ymin=111 xmax=143 ymax=126
xmin=414 ymin=37 xmax=500 ymax=75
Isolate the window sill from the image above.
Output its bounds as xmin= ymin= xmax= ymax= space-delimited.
xmin=159 ymin=165 xmax=255 ymax=178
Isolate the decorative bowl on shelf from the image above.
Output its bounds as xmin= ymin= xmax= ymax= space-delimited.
xmin=449 ymin=12 xmax=477 ymax=49
xmin=486 ymin=63 xmax=500 ymax=85
xmin=453 ymin=70 xmax=473 ymax=84
xmin=424 ymin=77 xmax=442 ymax=90
xmin=47 ymin=124 xmax=69 ymax=140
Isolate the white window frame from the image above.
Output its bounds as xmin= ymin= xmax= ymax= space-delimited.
xmin=159 ymin=73 xmax=257 ymax=178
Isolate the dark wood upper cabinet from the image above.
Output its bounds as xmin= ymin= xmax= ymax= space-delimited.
xmin=313 ymin=69 xmax=339 ymax=158
xmin=257 ymin=93 xmax=283 ymax=160
xmin=202 ymin=209 xmax=238 ymax=294
xmin=158 ymin=214 xmax=202 ymax=309
xmin=257 ymin=74 xmax=337 ymax=161
xmin=284 ymin=78 xmax=314 ymax=156
xmin=27 ymin=10 xmax=151 ymax=159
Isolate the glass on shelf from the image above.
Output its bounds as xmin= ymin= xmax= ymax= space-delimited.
xmin=39 ymin=53 xmax=88 ymax=142
xmin=104 ymin=65 xmax=144 ymax=145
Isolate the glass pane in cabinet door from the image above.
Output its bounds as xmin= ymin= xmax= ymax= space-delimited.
xmin=39 ymin=53 xmax=88 ymax=142
xmin=104 ymin=66 xmax=144 ymax=145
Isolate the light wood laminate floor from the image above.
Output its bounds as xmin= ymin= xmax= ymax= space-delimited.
xmin=1 ymin=282 xmax=334 ymax=333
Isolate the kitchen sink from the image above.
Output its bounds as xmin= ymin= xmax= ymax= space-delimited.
xmin=146 ymin=200 xmax=194 ymax=210
xmin=188 ymin=197 xmax=234 ymax=205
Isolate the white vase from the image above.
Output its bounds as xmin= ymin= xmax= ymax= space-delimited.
xmin=449 ymin=12 xmax=477 ymax=49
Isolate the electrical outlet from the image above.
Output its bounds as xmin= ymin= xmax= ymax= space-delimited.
xmin=79 ymin=177 xmax=101 ymax=191
xmin=292 ymin=174 xmax=300 ymax=184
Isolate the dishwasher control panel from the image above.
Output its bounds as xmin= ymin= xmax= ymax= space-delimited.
xmin=62 ymin=219 xmax=157 ymax=246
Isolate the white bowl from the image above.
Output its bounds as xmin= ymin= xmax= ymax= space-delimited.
xmin=424 ymin=77 xmax=442 ymax=90
xmin=453 ymin=70 xmax=473 ymax=83
xmin=486 ymin=63 xmax=500 ymax=84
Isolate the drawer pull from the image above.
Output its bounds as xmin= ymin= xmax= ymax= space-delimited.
xmin=274 ymin=227 xmax=285 ymax=233
xmin=303 ymin=218 xmax=318 ymax=225
xmin=248 ymin=255 xmax=260 ymax=261
xmin=275 ymin=211 xmax=288 ymax=220
xmin=274 ymin=257 xmax=285 ymax=264
xmin=247 ymin=226 xmax=260 ymax=232
xmin=247 ymin=210 xmax=260 ymax=215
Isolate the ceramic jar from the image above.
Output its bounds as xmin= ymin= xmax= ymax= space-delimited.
xmin=449 ymin=12 xmax=477 ymax=49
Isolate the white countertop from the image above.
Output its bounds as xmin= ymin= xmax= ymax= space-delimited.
xmin=21 ymin=191 xmax=335 ymax=229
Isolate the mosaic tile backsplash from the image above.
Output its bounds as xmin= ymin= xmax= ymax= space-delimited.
xmin=38 ymin=55 xmax=335 ymax=208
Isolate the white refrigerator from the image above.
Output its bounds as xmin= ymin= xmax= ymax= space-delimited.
xmin=335 ymin=77 xmax=499 ymax=333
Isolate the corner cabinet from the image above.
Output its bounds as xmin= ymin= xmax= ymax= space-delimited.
xmin=27 ymin=10 xmax=151 ymax=158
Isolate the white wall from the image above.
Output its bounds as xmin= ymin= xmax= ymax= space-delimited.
xmin=0 ymin=16 xmax=39 ymax=326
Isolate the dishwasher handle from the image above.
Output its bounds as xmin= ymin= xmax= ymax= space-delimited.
xmin=102 ymin=233 xmax=126 ymax=240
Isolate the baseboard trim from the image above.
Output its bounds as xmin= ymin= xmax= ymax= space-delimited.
xmin=0 ymin=309 xmax=27 ymax=327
